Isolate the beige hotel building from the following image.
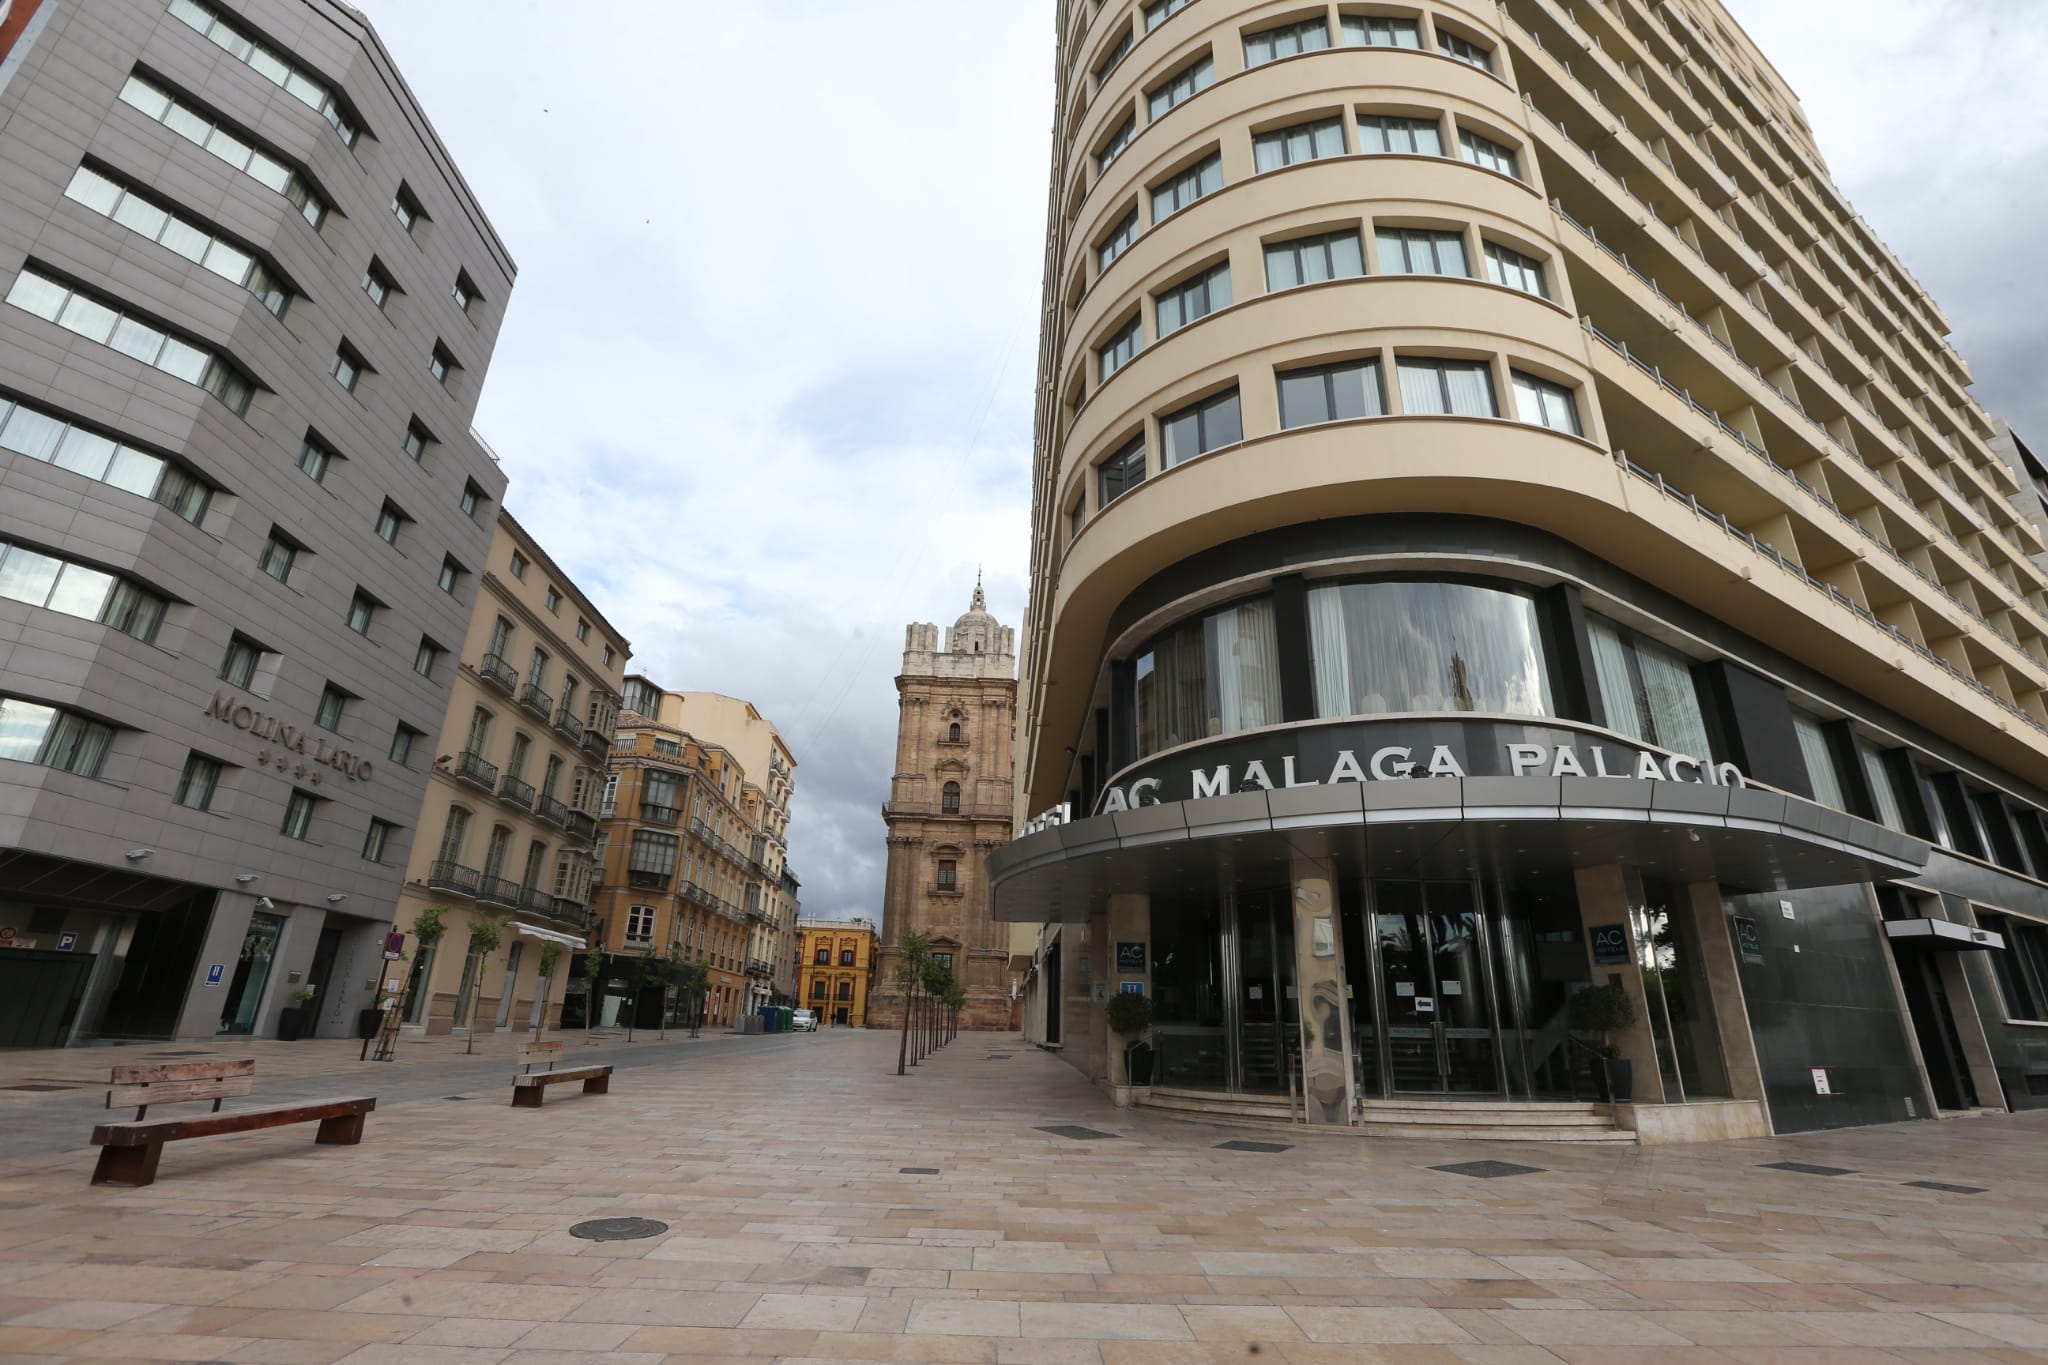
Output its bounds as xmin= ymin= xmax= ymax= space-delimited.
xmin=999 ymin=0 xmax=2048 ymax=1140
xmin=392 ymin=513 xmax=628 ymax=1035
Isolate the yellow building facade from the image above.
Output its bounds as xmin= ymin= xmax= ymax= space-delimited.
xmin=796 ymin=919 xmax=876 ymax=1027
xmin=393 ymin=512 xmax=629 ymax=1036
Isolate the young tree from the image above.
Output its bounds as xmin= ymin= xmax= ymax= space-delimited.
xmin=894 ymin=930 xmax=932 ymax=1076
xmin=639 ymin=950 xmax=681 ymax=1040
xmin=400 ymin=905 xmax=449 ymax=1033
xmin=680 ymin=961 xmax=710 ymax=1038
xmin=920 ymin=960 xmax=954 ymax=1059
xmin=530 ymin=942 xmax=561 ymax=1042
xmin=581 ymin=946 xmax=606 ymax=1044
xmin=460 ymin=915 xmax=505 ymax=1054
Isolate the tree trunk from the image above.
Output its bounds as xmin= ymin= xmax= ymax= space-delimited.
xmin=897 ymin=983 xmax=915 ymax=1075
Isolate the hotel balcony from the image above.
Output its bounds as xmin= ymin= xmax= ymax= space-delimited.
xmin=478 ymin=652 xmax=517 ymax=693
xmin=535 ymin=794 xmax=568 ymax=826
xmin=497 ymin=773 xmax=535 ymax=810
xmin=551 ymin=706 xmax=584 ymax=742
xmin=579 ymin=726 xmax=610 ymax=758
xmin=518 ymin=681 xmax=553 ymax=720
xmin=563 ymin=810 xmax=597 ymax=844
xmin=476 ymin=875 xmax=521 ymax=909
xmin=427 ymin=860 xmax=480 ymax=896
xmin=451 ymin=749 xmax=498 ymax=791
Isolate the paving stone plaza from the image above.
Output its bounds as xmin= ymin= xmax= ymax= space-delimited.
xmin=1 ymin=1028 xmax=2046 ymax=1362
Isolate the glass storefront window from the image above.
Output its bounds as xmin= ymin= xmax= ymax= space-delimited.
xmin=1308 ymin=580 xmax=1551 ymax=719
xmin=1791 ymin=709 xmax=1847 ymax=809
xmin=1857 ymin=739 xmax=1906 ymax=829
xmin=1134 ymin=597 xmax=1281 ymax=757
xmin=1588 ymin=617 xmax=1712 ymax=757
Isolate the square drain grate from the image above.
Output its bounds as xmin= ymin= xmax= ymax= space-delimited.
xmin=1433 ymin=1160 xmax=1544 ymax=1179
xmin=900 ymin=1166 xmax=940 ymax=1175
xmin=1215 ymin=1139 xmax=1292 ymax=1153
xmin=1760 ymin=1161 xmax=1858 ymax=1177
xmin=1036 ymin=1124 xmax=1120 ymax=1141
xmin=1904 ymin=1179 xmax=1986 ymax=1194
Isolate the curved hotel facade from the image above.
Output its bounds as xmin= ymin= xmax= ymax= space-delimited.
xmin=1000 ymin=0 xmax=2048 ymax=1136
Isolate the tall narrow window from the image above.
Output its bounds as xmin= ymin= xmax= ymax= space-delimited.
xmin=438 ymin=556 xmax=464 ymax=594
xmin=1244 ymin=17 xmax=1329 ymax=66
xmin=1094 ymin=27 xmax=1134 ymax=86
xmin=1143 ymin=0 xmax=1192 ymax=30
xmin=1396 ymin=358 xmax=1497 ymax=416
xmin=258 ymin=529 xmax=297 ymax=582
xmin=1097 ymin=113 xmax=1137 ymax=173
xmin=1254 ymin=117 xmax=1345 ymax=171
xmin=330 ymin=342 xmax=365 ymax=391
xmin=942 ymin=781 xmax=961 ymax=813
xmin=428 ymin=341 xmax=457 ymax=385
xmin=221 ymin=634 xmax=262 ymax=688
xmin=375 ymin=501 xmax=406 ymax=545
xmin=451 ymin=271 xmax=478 ymax=314
xmin=316 ymin=684 xmax=347 ymax=731
xmin=414 ymin=638 xmax=442 ymax=678
xmin=1265 ymin=229 xmax=1364 ymax=289
xmin=1586 ymin=617 xmax=1712 ymax=758
xmin=1278 ymin=360 xmax=1386 ymax=428
xmin=361 ymin=259 xmax=394 ymax=309
xmin=1357 ymin=114 xmax=1442 ymax=156
xmin=296 ymin=435 xmax=333 ymax=483
xmin=1160 ymin=388 xmax=1243 ymax=467
xmin=1791 ymin=710 xmax=1847 ymax=809
xmin=346 ymin=590 xmax=376 ymax=634
xmin=281 ymin=789 xmax=317 ymax=839
xmin=173 ymin=752 xmax=221 ymax=810
xmin=1377 ymin=228 xmax=1467 ymax=276
xmin=404 ymin=420 xmax=432 ymax=462
xmin=392 ymin=183 xmax=423 ymax=233
xmin=1155 ymin=262 xmax=1231 ymax=336
xmin=363 ymin=819 xmax=396 ymax=863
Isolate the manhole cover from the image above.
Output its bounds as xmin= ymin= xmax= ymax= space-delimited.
xmin=1904 ymin=1179 xmax=1985 ymax=1194
xmin=1433 ymin=1160 xmax=1544 ymax=1179
xmin=1036 ymin=1124 xmax=1119 ymax=1141
xmin=0 ymin=1084 xmax=74 ymax=1092
xmin=1760 ymin=1161 xmax=1857 ymax=1177
xmin=569 ymin=1217 xmax=669 ymax=1242
xmin=1215 ymin=1139 xmax=1292 ymax=1153
xmin=900 ymin=1166 xmax=940 ymax=1175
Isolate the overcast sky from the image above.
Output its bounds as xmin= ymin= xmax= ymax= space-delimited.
xmin=351 ymin=0 xmax=2048 ymax=924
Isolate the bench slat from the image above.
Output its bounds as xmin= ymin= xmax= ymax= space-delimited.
xmin=515 ymin=1065 xmax=609 ymax=1085
xmin=520 ymin=1042 xmax=564 ymax=1058
xmin=107 ymin=1076 xmax=255 ymax=1108
xmin=108 ymin=1059 xmax=255 ymax=1085
xmin=91 ymin=1097 xmax=375 ymax=1146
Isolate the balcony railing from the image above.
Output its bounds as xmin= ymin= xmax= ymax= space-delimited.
xmin=564 ymin=810 xmax=597 ymax=843
xmin=549 ymin=897 xmax=589 ymax=929
xmin=477 ymin=875 xmax=522 ymax=908
xmin=535 ymin=794 xmax=568 ymax=826
xmin=452 ymin=749 xmax=498 ymax=790
xmin=580 ymin=727 xmax=610 ymax=757
xmin=640 ymin=801 xmax=680 ymax=826
xmin=498 ymin=773 xmax=535 ymax=809
xmin=478 ymin=652 xmax=517 ymax=692
xmin=627 ymin=869 xmax=671 ymax=891
xmin=551 ymin=707 xmax=584 ymax=741
xmin=518 ymin=681 xmax=553 ymax=719
xmin=519 ymin=885 xmax=555 ymax=916
xmin=745 ymin=958 xmax=775 ymax=978
xmin=427 ymin=860 xmax=479 ymax=896
xmin=930 ymin=881 xmax=961 ymax=896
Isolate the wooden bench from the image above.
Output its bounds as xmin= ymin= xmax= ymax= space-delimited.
xmin=511 ymin=1041 xmax=612 ymax=1108
xmin=88 ymin=1059 xmax=374 ymax=1187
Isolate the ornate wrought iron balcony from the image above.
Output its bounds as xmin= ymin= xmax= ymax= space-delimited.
xmin=498 ymin=773 xmax=535 ymax=809
xmin=478 ymin=652 xmax=517 ymax=692
xmin=452 ymin=749 xmax=498 ymax=790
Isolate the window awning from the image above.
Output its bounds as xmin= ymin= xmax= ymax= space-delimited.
xmin=512 ymin=924 xmax=586 ymax=950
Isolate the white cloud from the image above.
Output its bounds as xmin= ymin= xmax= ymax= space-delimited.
xmin=352 ymin=0 xmax=2047 ymax=926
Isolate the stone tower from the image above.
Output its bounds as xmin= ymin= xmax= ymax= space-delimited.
xmin=872 ymin=577 xmax=1017 ymax=1031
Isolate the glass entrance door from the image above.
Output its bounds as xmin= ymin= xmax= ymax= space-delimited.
xmin=1229 ymin=890 xmax=1296 ymax=1094
xmin=1374 ymin=881 xmax=1501 ymax=1094
xmin=217 ymin=911 xmax=285 ymax=1035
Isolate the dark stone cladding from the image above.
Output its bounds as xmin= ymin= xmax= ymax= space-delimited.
xmin=1097 ymin=513 xmax=2048 ymax=809
xmin=0 ymin=1 xmax=512 ymax=924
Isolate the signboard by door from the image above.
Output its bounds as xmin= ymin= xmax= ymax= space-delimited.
xmin=1734 ymin=917 xmax=1764 ymax=964
xmin=1591 ymin=924 xmax=1630 ymax=966
xmin=1115 ymin=942 xmax=1146 ymax=973
xmin=56 ymin=931 xmax=77 ymax=951
xmin=204 ymin=963 xmax=226 ymax=986
xmin=1811 ymin=1067 xmax=1832 ymax=1095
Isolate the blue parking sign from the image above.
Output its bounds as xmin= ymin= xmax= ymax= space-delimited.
xmin=56 ymin=931 xmax=77 ymax=951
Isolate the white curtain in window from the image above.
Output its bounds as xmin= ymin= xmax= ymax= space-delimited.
xmin=1588 ymin=618 xmax=1643 ymax=739
xmin=1636 ymin=641 xmax=1711 ymax=757
xmin=1792 ymin=711 xmax=1846 ymax=809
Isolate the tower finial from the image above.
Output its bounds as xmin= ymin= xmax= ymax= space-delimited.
xmin=971 ymin=566 xmax=985 ymax=612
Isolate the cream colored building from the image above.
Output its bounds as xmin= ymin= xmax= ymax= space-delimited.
xmin=999 ymin=0 xmax=2048 ymax=1140
xmin=393 ymin=512 xmax=628 ymax=1035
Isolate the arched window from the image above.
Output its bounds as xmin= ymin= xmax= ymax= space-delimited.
xmin=942 ymin=781 xmax=961 ymax=813
xmin=947 ymin=722 xmax=963 ymax=742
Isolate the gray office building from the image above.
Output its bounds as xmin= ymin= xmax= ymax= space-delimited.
xmin=0 ymin=0 xmax=515 ymax=1046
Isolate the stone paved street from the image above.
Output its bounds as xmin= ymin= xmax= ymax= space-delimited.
xmin=1 ymin=1028 xmax=2046 ymax=1363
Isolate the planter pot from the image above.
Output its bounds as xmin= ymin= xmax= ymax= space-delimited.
xmin=277 ymin=1007 xmax=307 ymax=1042
xmin=356 ymin=1007 xmax=385 ymax=1040
xmin=1602 ymin=1056 xmax=1634 ymax=1104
